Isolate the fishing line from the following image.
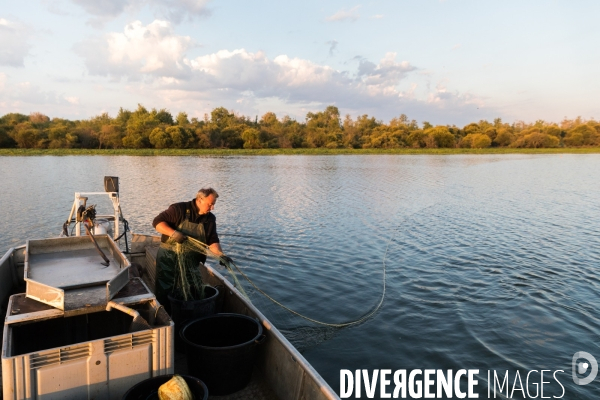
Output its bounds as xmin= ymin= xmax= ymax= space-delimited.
xmin=178 ymin=196 xmax=443 ymax=328
xmin=184 ymin=233 xmax=389 ymax=328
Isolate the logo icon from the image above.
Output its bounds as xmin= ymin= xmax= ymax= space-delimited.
xmin=572 ymin=351 xmax=598 ymax=385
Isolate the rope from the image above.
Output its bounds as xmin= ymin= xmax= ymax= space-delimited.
xmin=185 ymin=236 xmax=391 ymax=328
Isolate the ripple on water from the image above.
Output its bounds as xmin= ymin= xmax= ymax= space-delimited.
xmin=2 ymin=154 xmax=600 ymax=398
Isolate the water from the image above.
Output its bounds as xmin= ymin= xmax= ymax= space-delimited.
xmin=1 ymin=154 xmax=599 ymax=399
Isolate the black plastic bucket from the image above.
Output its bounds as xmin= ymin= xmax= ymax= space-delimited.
xmin=180 ymin=313 xmax=266 ymax=396
xmin=122 ymin=374 xmax=208 ymax=400
xmin=168 ymin=286 xmax=219 ymax=351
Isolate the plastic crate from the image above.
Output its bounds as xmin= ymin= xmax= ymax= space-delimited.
xmin=2 ymin=296 xmax=173 ymax=400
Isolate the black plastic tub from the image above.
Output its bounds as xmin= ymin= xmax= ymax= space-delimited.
xmin=181 ymin=313 xmax=266 ymax=395
xmin=168 ymin=286 xmax=219 ymax=351
xmin=122 ymin=374 xmax=208 ymax=400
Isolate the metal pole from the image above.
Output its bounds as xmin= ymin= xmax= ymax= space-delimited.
xmin=66 ymin=200 xmax=77 ymax=227
xmin=112 ymin=194 xmax=120 ymax=240
xmin=75 ymin=193 xmax=81 ymax=237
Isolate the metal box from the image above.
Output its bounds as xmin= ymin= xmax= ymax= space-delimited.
xmin=24 ymin=236 xmax=130 ymax=311
xmin=2 ymin=295 xmax=174 ymax=400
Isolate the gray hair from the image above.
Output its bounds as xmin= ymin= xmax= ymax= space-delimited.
xmin=196 ymin=187 xmax=219 ymax=200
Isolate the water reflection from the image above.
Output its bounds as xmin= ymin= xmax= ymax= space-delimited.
xmin=1 ymin=154 xmax=600 ymax=398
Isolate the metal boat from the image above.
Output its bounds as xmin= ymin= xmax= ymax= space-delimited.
xmin=0 ymin=178 xmax=339 ymax=400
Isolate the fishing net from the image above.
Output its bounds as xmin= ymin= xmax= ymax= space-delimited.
xmin=177 ymin=237 xmax=385 ymax=326
xmin=172 ymin=237 xmax=249 ymax=300
xmin=170 ymin=243 xmax=206 ymax=301
xmin=166 ymin=233 xmax=394 ymax=353
xmin=172 ymin=237 xmax=344 ymax=351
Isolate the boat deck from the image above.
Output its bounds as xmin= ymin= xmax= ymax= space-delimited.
xmin=174 ymin=351 xmax=278 ymax=400
xmin=1 ymin=238 xmax=339 ymax=400
xmin=141 ymin=242 xmax=279 ymax=399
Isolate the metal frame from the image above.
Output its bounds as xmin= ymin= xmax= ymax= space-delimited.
xmin=24 ymin=236 xmax=131 ymax=311
xmin=66 ymin=192 xmax=120 ymax=239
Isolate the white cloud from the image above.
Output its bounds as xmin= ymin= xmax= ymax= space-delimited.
xmin=356 ymin=53 xmax=414 ymax=88
xmin=0 ymin=18 xmax=33 ymax=67
xmin=74 ymin=20 xmax=492 ymax=124
xmin=71 ymin=0 xmax=132 ymax=17
xmin=70 ymin=0 xmax=211 ymax=24
xmin=0 ymin=76 xmax=82 ymax=117
xmin=12 ymin=82 xmax=63 ymax=104
xmin=65 ymin=96 xmax=80 ymax=105
xmin=326 ymin=6 xmax=361 ymax=22
xmin=43 ymin=0 xmax=71 ymax=16
xmin=158 ymin=0 xmax=211 ymax=23
xmin=75 ymin=20 xmax=193 ymax=79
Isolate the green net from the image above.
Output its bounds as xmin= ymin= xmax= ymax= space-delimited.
xmin=171 ymin=242 xmax=206 ymax=301
xmin=173 ymin=237 xmax=249 ymax=300
xmin=179 ymin=236 xmax=385 ymax=328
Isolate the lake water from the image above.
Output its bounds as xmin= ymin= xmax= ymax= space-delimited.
xmin=1 ymin=154 xmax=600 ymax=399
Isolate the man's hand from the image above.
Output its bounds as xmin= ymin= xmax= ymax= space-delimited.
xmin=220 ymin=255 xmax=233 ymax=266
xmin=170 ymin=230 xmax=187 ymax=244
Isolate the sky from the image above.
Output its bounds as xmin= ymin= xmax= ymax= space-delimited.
xmin=1 ymin=0 xmax=599 ymax=126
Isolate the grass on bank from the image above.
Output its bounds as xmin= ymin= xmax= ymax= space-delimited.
xmin=1 ymin=147 xmax=600 ymax=156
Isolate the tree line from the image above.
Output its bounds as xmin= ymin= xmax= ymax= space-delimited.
xmin=0 ymin=105 xmax=598 ymax=149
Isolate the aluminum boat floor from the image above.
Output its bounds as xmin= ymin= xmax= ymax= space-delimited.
xmin=28 ymin=248 xmax=124 ymax=289
xmin=174 ymin=351 xmax=278 ymax=400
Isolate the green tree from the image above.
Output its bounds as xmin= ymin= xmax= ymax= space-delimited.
xmin=493 ymin=129 xmax=514 ymax=147
xmin=463 ymin=123 xmax=482 ymax=136
xmin=149 ymin=127 xmax=172 ymax=148
xmin=29 ymin=112 xmax=50 ymax=126
xmin=564 ymin=124 xmax=599 ymax=146
xmin=280 ymin=117 xmax=305 ymax=148
xmin=154 ymin=109 xmax=174 ymax=125
xmin=99 ymin=125 xmax=124 ymax=149
xmin=167 ymin=126 xmax=191 ymax=148
xmin=0 ymin=125 xmax=16 ymax=147
xmin=122 ymin=104 xmax=159 ymax=148
xmin=47 ymin=125 xmax=69 ymax=148
xmin=306 ymin=106 xmax=342 ymax=148
xmin=116 ymin=107 xmax=132 ymax=127
xmin=176 ymin=112 xmax=189 ymax=126
xmin=12 ymin=122 xmax=41 ymax=148
xmin=406 ymin=130 xmax=427 ymax=148
xmin=211 ymin=107 xmax=235 ymax=130
xmin=511 ymin=131 xmax=559 ymax=148
xmin=216 ymin=126 xmax=244 ymax=148
xmin=242 ymin=128 xmax=261 ymax=149
xmin=363 ymin=125 xmax=405 ymax=148
xmin=544 ymin=125 xmax=563 ymax=138
xmin=0 ymin=113 xmax=28 ymax=127
xmin=460 ymin=133 xmax=491 ymax=148
xmin=425 ymin=126 xmax=456 ymax=148
xmin=257 ymin=112 xmax=281 ymax=148
xmin=193 ymin=126 xmax=211 ymax=149
xmin=206 ymin=107 xmax=248 ymax=148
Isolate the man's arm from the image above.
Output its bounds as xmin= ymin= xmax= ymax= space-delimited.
xmin=153 ymin=203 xmax=184 ymax=241
xmin=155 ymin=221 xmax=177 ymax=237
xmin=209 ymin=242 xmax=223 ymax=256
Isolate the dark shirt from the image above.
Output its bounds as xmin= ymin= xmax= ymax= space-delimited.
xmin=152 ymin=199 xmax=220 ymax=245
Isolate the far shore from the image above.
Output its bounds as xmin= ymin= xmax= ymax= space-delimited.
xmin=1 ymin=148 xmax=600 ymax=156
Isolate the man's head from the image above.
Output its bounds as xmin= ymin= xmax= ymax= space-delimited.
xmin=196 ymin=188 xmax=219 ymax=215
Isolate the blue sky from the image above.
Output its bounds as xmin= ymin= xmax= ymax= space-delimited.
xmin=1 ymin=0 xmax=599 ymax=126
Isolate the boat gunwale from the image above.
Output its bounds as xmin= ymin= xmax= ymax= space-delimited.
xmin=201 ymin=262 xmax=339 ymax=399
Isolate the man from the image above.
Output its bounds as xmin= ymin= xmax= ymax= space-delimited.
xmin=152 ymin=187 xmax=231 ymax=307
